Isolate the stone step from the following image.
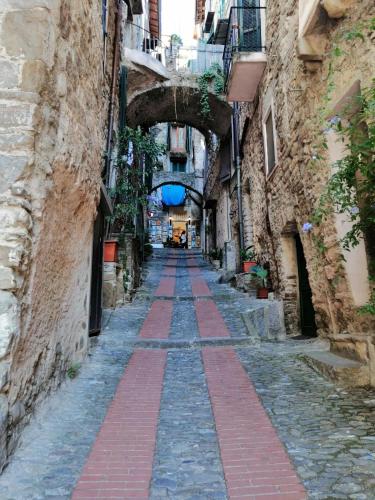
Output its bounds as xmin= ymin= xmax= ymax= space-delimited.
xmin=117 ymin=336 xmax=257 ymax=349
xmin=301 ymin=350 xmax=370 ymax=387
xmin=241 ymin=301 xmax=286 ymax=341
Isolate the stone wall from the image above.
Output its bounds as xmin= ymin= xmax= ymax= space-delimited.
xmin=0 ymin=0 xmax=119 ymax=467
xmin=238 ymin=1 xmax=375 ymax=375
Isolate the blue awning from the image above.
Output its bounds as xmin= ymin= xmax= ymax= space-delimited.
xmin=161 ymin=185 xmax=186 ymax=206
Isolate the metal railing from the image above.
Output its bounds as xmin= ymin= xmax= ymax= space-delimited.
xmin=223 ymin=5 xmax=266 ymax=82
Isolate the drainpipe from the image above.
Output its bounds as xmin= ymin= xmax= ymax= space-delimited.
xmin=232 ymin=102 xmax=245 ymax=253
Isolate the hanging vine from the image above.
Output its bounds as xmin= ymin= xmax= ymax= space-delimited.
xmin=109 ymin=127 xmax=166 ymax=233
xmin=307 ymin=18 xmax=375 ymax=315
xmin=197 ymin=63 xmax=225 ymax=118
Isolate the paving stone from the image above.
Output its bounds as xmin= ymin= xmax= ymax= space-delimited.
xmin=0 ymin=248 xmax=374 ymax=500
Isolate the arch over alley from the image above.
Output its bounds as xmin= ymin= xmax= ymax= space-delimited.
xmin=150 ymin=171 xmax=203 ymax=200
xmin=126 ymin=78 xmax=232 ymax=138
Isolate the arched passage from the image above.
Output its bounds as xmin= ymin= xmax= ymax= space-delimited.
xmin=127 ymin=80 xmax=232 ymax=138
xmin=151 ymin=181 xmax=203 ymax=207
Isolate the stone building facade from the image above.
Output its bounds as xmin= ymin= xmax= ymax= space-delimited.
xmin=0 ymin=0 xmax=124 ymax=467
xmin=201 ymin=0 xmax=375 ymax=384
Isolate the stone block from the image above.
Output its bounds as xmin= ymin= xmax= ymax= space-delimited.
xmin=21 ymin=59 xmax=47 ymax=93
xmin=0 ymin=132 xmax=34 ymax=153
xmin=0 ymin=266 xmax=17 ymax=290
xmin=224 ymin=240 xmax=237 ymax=272
xmin=103 ymin=281 xmax=116 ymax=309
xmin=0 ymin=59 xmax=19 ymax=89
xmin=302 ymin=350 xmax=370 ymax=387
xmin=0 ymin=291 xmax=17 ymax=358
xmin=0 ymin=103 xmax=33 ymax=128
xmin=0 ymin=155 xmax=30 ymax=194
xmin=1 ymin=8 xmax=56 ymax=67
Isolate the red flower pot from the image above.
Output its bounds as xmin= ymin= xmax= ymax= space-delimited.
xmin=257 ymin=287 xmax=269 ymax=299
xmin=243 ymin=261 xmax=257 ymax=273
xmin=104 ymin=240 xmax=119 ymax=262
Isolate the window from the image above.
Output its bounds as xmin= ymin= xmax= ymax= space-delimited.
xmin=171 ymin=160 xmax=187 ymax=173
xmin=263 ymin=106 xmax=277 ymax=174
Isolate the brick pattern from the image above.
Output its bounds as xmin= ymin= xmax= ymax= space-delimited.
xmin=191 ymin=277 xmax=212 ymax=297
xmin=202 ymin=347 xmax=307 ymax=500
xmin=195 ymin=299 xmax=230 ymax=337
xmin=139 ymin=300 xmax=173 ymax=339
xmin=72 ymin=350 xmax=167 ymax=500
xmin=188 ymin=258 xmax=201 ymax=276
xmin=163 ymin=266 xmax=176 ymax=277
xmin=154 ymin=277 xmax=176 ymax=297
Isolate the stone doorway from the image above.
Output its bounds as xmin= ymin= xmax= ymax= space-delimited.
xmin=295 ymin=233 xmax=317 ymax=337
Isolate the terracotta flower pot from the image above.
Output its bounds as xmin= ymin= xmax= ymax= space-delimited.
xmin=257 ymin=287 xmax=269 ymax=299
xmin=243 ymin=260 xmax=257 ymax=273
xmin=104 ymin=240 xmax=119 ymax=262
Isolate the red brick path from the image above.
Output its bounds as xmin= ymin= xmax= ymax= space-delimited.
xmin=72 ymin=251 xmax=306 ymax=500
xmin=195 ymin=299 xmax=230 ymax=337
xmin=202 ymin=347 xmax=307 ymax=500
xmin=191 ymin=277 xmax=212 ymax=297
xmin=139 ymin=300 xmax=173 ymax=339
xmin=154 ymin=277 xmax=176 ymax=297
xmin=72 ymin=350 xmax=167 ymax=500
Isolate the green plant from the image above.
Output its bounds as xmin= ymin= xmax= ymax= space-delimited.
xmin=108 ymin=127 xmax=166 ymax=233
xmin=197 ymin=63 xmax=225 ymax=118
xmin=209 ymin=248 xmax=222 ymax=261
xmin=170 ymin=34 xmax=183 ymax=47
xmin=144 ymin=243 xmax=153 ymax=257
xmin=308 ymin=19 xmax=375 ymax=314
xmin=251 ymin=265 xmax=268 ymax=288
xmin=240 ymin=245 xmax=256 ymax=262
xmin=67 ymin=363 xmax=81 ymax=379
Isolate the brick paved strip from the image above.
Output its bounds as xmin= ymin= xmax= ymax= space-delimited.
xmin=163 ymin=266 xmax=176 ymax=277
xmin=202 ymin=347 xmax=307 ymax=500
xmin=187 ymin=258 xmax=201 ymax=277
xmin=154 ymin=277 xmax=176 ymax=297
xmin=195 ymin=299 xmax=230 ymax=337
xmin=191 ymin=277 xmax=212 ymax=297
xmin=72 ymin=350 xmax=167 ymax=500
xmin=139 ymin=300 xmax=173 ymax=339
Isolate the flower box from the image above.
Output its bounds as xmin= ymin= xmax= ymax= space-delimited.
xmin=104 ymin=240 xmax=119 ymax=263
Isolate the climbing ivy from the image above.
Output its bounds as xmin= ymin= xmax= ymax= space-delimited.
xmin=109 ymin=127 xmax=166 ymax=232
xmin=308 ymin=18 xmax=375 ymax=315
xmin=197 ymin=63 xmax=225 ymax=118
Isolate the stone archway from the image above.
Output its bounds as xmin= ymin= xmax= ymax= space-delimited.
xmin=150 ymin=171 xmax=203 ymax=200
xmin=126 ymin=77 xmax=232 ymax=138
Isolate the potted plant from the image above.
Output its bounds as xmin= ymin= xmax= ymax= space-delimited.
xmin=240 ymin=246 xmax=257 ymax=273
xmin=251 ymin=265 xmax=269 ymax=299
xmin=209 ymin=248 xmax=222 ymax=270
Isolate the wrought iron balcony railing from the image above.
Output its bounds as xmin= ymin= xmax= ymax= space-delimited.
xmin=223 ymin=5 xmax=266 ymax=84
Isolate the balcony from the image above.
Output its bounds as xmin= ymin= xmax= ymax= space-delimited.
xmin=223 ymin=6 xmax=266 ymax=102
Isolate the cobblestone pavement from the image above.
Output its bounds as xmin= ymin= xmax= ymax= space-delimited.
xmin=0 ymin=249 xmax=374 ymax=499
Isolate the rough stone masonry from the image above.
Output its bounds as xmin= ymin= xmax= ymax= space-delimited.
xmin=0 ymin=0 xmax=117 ymax=468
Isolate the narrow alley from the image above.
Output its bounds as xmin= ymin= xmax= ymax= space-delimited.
xmin=0 ymin=250 xmax=374 ymax=500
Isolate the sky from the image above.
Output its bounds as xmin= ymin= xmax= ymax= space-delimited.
xmin=160 ymin=0 xmax=197 ymax=47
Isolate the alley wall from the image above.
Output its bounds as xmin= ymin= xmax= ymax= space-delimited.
xmin=239 ymin=0 xmax=375 ymax=372
xmin=0 ymin=0 xmax=118 ymax=467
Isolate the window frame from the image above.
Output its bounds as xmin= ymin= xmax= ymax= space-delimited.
xmin=262 ymin=100 xmax=278 ymax=176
